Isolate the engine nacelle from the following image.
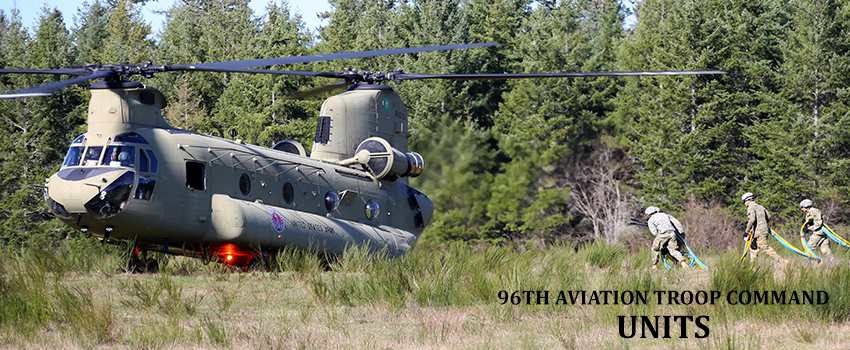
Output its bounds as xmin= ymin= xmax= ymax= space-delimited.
xmin=354 ymin=137 xmax=424 ymax=180
xmin=273 ymin=139 xmax=309 ymax=157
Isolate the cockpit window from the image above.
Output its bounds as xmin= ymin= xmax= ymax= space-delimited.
xmin=138 ymin=149 xmax=159 ymax=173
xmin=104 ymin=145 xmax=135 ymax=167
xmin=145 ymin=149 xmax=158 ymax=173
xmin=135 ymin=178 xmax=156 ymax=200
xmin=114 ymin=132 xmax=149 ymax=144
xmin=83 ymin=146 xmax=103 ymax=166
xmin=61 ymin=146 xmax=85 ymax=168
xmin=139 ymin=150 xmax=149 ymax=172
xmin=72 ymin=135 xmax=85 ymax=144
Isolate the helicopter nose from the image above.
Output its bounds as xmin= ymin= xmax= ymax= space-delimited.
xmin=83 ymin=171 xmax=135 ymax=220
xmin=45 ymin=168 xmax=135 ymax=220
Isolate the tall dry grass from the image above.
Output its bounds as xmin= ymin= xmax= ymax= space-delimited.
xmin=0 ymin=235 xmax=846 ymax=348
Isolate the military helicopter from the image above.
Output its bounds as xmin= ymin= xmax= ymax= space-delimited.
xmin=0 ymin=43 xmax=725 ymax=269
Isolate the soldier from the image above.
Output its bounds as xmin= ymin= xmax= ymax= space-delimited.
xmin=742 ymin=192 xmax=789 ymax=267
xmin=645 ymin=206 xmax=689 ymax=270
xmin=667 ymin=213 xmax=686 ymax=240
xmin=800 ymin=199 xmax=832 ymax=258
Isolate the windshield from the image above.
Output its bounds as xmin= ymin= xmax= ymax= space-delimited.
xmin=83 ymin=146 xmax=103 ymax=166
xmin=104 ymin=145 xmax=135 ymax=167
xmin=61 ymin=146 xmax=85 ymax=168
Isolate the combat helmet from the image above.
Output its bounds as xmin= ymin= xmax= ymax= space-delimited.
xmin=644 ymin=206 xmax=660 ymax=216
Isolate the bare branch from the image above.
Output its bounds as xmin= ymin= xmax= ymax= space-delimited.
xmin=567 ymin=141 xmax=633 ymax=244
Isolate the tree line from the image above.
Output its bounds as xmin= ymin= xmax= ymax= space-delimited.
xmin=1 ymin=0 xmax=848 ymax=250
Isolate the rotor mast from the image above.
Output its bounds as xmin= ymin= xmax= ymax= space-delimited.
xmin=87 ymin=81 xmax=172 ymax=135
xmin=310 ymin=85 xmax=410 ymax=162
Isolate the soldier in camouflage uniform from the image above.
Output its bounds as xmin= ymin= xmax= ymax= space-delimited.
xmin=645 ymin=206 xmax=689 ymax=270
xmin=800 ymin=199 xmax=832 ymax=258
xmin=742 ymin=192 xmax=789 ymax=267
xmin=667 ymin=213 xmax=686 ymax=241
xmin=666 ymin=213 xmax=691 ymax=262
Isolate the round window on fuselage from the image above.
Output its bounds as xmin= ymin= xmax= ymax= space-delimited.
xmin=239 ymin=173 xmax=251 ymax=195
xmin=365 ymin=200 xmax=380 ymax=220
xmin=325 ymin=191 xmax=340 ymax=212
xmin=283 ymin=182 xmax=294 ymax=204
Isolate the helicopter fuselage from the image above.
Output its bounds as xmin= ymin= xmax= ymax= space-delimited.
xmin=43 ymin=81 xmax=433 ymax=264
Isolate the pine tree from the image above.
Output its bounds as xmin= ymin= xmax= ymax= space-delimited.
xmin=389 ymin=0 xmax=472 ymax=126
xmin=210 ymin=1 xmax=318 ymax=145
xmin=409 ymin=115 xmax=504 ymax=244
xmin=155 ymin=0 xmax=259 ymax=137
xmin=0 ymin=8 xmax=81 ymax=247
xmin=98 ymin=0 xmax=153 ymax=64
xmin=616 ymin=0 xmax=739 ymax=204
xmin=777 ymin=0 xmax=850 ymax=213
xmin=319 ymin=0 xmax=400 ymax=54
xmin=72 ymin=1 xmax=109 ymax=64
xmin=164 ymin=73 xmax=207 ymax=130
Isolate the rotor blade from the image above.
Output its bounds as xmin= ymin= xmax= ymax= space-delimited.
xmin=394 ymin=70 xmax=728 ymax=81
xmin=0 ymin=68 xmax=91 ymax=75
xmin=287 ymin=81 xmax=352 ymax=100
xmin=180 ymin=43 xmax=500 ymax=70
xmin=0 ymin=70 xmax=115 ymax=98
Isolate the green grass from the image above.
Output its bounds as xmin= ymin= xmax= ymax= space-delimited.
xmin=582 ymin=241 xmax=626 ymax=269
xmin=55 ymin=285 xmax=115 ymax=343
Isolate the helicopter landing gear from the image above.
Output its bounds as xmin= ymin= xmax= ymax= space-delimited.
xmin=128 ymin=245 xmax=159 ymax=273
xmin=244 ymin=248 xmax=272 ymax=272
xmin=261 ymin=247 xmax=271 ymax=271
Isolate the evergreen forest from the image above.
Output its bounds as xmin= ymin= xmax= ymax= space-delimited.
xmin=1 ymin=0 xmax=849 ymax=251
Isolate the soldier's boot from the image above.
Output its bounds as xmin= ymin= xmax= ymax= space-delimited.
xmin=652 ymin=265 xmax=658 ymax=270
xmin=680 ymin=261 xmax=689 ymax=269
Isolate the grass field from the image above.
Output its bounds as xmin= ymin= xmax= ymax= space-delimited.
xmin=1 ymin=238 xmax=849 ymax=349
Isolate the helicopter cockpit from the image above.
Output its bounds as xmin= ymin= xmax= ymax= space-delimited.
xmin=61 ymin=132 xmax=156 ymax=171
xmin=48 ymin=131 xmax=160 ymax=221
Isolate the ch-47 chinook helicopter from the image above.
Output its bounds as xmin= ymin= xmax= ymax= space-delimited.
xmin=0 ymin=43 xmax=725 ymax=268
